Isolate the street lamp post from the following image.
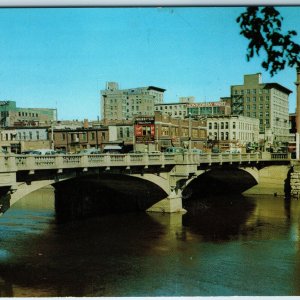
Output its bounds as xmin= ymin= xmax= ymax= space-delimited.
xmin=188 ymin=112 xmax=192 ymax=151
xmin=51 ymin=120 xmax=54 ymax=150
xmin=295 ymin=67 xmax=300 ymax=159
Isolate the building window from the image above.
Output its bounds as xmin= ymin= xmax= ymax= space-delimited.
xmin=208 ymin=122 xmax=212 ymax=129
xmin=214 ymin=122 xmax=218 ymax=129
xmin=225 ymin=122 xmax=229 ymax=129
xmin=91 ymin=132 xmax=95 ymax=140
xmin=29 ymin=132 xmax=32 ymax=140
xmin=233 ymin=122 xmax=236 ymax=129
xmin=62 ymin=133 xmax=66 ymax=140
xmin=36 ymin=131 xmax=40 ymax=140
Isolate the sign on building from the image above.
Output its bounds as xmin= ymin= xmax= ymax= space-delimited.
xmin=134 ymin=116 xmax=155 ymax=144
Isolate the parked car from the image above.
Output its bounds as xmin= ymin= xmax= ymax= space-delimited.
xmin=224 ymin=149 xmax=241 ymax=154
xmin=79 ymin=148 xmax=101 ymax=155
xmin=190 ymin=148 xmax=204 ymax=154
xmin=30 ymin=149 xmax=57 ymax=155
xmin=212 ymin=147 xmax=221 ymax=153
xmin=21 ymin=150 xmax=36 ymax=155
xmin=164 ymin=147 xmax=187 ymax=154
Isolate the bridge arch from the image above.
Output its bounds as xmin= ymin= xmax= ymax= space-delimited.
xmin=183 ymin=166 xmax=259 ymax=198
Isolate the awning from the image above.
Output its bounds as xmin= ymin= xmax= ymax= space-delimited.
xmin=104 ymin=145 xmax=122 ymax=150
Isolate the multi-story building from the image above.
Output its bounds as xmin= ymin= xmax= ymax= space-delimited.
xmin=53 ymin=125 xmax=108 ymax=154
xmin=0 ymin=127 xmax=51 ymax=153
xmin=206 ymin=115 xmax=259 ymax=149
xmin=0 ymin=100 xmax=57 ymax=127
xmin=154 ymin=111 xmax=207 ymax=150
xmin=187 ymin=101 xmax=231 ymax=117
xmin=154 ymin=96 xmax=194 ymax=119
xmin=101 ymin=82 xmax=165 ymax=122
xmin=230 ymin=73 xmax=292 ymax=144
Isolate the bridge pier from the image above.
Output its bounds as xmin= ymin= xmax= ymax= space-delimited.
xmin=146 ymin=189 xmax=186 ymax=213
xmin=290 ymin=162 xmax=300 ymax=199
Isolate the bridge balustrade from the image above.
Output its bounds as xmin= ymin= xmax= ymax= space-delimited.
xmin=270 ymin=153 xmax=289 ymax=160
xmin=62 ymin=155 xmax=81 ymax=165
xmin=0 ymin=152 xmax=290 ymax=175
xmin=86 ymin=154 xmax=105 ymax=164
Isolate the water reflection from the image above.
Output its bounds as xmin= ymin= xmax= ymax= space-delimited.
xmin=0 ymin=189 xmax=300 ymax=296
xmin=183 ymin=195 xmax=256 ymax=241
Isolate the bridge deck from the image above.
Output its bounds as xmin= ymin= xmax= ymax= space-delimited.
xmin=0 ymin=152 xmax=290 ymax=174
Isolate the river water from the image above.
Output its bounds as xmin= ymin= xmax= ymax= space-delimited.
xmin=0 ymin=188 xmax=300 ymax=297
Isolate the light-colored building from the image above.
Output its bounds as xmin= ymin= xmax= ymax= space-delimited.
xmin=0 ymin=127 xmax=51 ymax=153
xmin=154 ymin=96 xmax=194 ymax=119
xmin=101 ymin=82 xmax=165 ymax=122
xmin=230 ymin=73 xmax=292 ymax=144
xmin=108 ymin=124 xmax=134 ymax=145
xmin=0 ymin=100 xmax=57 ymax=127
xmin=207 ymin=115 xmax=259 ymax=149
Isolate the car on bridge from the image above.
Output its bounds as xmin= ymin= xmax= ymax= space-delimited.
xmin=190 ymin=148 xmax=204 ymax=154
xmin=224 ymin=149 xmax=241 ymax=154
xmin=30 ymin=149 xmax=57 ymax=155
xmin=164 ymin=147 xmax=188 ymax=154
xmin=78 ymin=148 xmax=101 ymax=155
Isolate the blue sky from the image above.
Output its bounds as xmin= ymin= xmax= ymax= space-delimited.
xmin=0 ymin=7 xmax=299 ymax=120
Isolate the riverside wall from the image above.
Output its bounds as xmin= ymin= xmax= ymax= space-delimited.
xmin=243 ymin=165 xmax=291 ymax=197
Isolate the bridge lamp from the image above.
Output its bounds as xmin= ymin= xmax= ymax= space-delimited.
xmin=188 ymin=112 xmax=192 ymax=151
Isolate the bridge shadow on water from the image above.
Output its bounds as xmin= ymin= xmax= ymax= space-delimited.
xmin=182 ymin=194 xmax=257 ymax=242
xmin=53 ymin=173 xmax=167 ymax=223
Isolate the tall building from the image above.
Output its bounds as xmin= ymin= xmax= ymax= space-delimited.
xmin=230 ymin=73 xmax=292 ymax=144
xmin=101 ymin=82 xmax=165 ymax=122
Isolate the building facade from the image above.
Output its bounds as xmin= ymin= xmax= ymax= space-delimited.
xmin=53 ymin=127 xmax=108 ymax=153
xmin=187 ymin=101 xmax=231 ymax=117
xmin=101 ymin=82 xmax=165 ymax=122
xmin=230 ymin=73 xmax=292 ymax=144
xmin=154 ymin=96 xmax=194 ymax=120
xmin=206 ymin=115 xmax=260 ymax=149
xmin=154 ymin=111 xmax=207 ymax=150
xmin=0 ymin=127 xmax=51 ymax=153
xmin=0 ymin=100 xmax=57 ymax=127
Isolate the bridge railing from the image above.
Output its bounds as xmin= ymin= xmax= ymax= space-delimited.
xmin=0 ymin=151 xmax=290 ymax=174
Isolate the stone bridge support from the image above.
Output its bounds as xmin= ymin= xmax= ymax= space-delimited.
xmin=133 ymin=164 xmax=204 ymax=213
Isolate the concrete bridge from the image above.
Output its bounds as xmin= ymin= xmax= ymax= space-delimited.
xmin=0 ymin=152 xmax=292 ymax=215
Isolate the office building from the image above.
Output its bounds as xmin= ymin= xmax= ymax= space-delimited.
xmin=101 ymin=82 xmax=165 ymax=122
xmin=230 ymin=73 xmax=292 ymax=144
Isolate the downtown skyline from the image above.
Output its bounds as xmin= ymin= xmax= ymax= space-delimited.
xmin=0 ymin=6 xmax=299 ymax=120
